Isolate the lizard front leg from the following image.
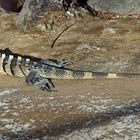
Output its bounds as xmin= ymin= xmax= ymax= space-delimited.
xmin=25 ymin=71 xmax=55 ymax=92
xmin=40 ymin=59 xmax=72 ymax=68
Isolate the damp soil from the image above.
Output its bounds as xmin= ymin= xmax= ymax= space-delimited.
xmin=0 ymin=11 xmax=140 ymax=139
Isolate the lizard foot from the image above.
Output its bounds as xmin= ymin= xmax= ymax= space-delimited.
xmin=40 ymin=78 xmax=55 ymax=92
xmin=26 ymin=71 xmax=55 ymax=92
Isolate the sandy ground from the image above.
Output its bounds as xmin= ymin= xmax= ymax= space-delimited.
xmin=0 ymin=11 xmax=140 ymax=139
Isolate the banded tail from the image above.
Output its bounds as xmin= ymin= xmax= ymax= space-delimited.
xmin=39 ymin=66 xmax=140 ymax=79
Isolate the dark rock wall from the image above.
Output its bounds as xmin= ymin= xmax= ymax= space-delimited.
xmin=0 ymin=0 xmax=24 ymax=12
xmin=0 ymin=0 xmax=19 ymax=12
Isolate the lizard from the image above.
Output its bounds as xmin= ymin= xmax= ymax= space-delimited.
xmin=0 ymin=48 xmax=140 ymax=92
xmin=62 ymin=0 xmax=97 ymax=16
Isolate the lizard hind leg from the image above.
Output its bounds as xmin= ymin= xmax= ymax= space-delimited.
xmin=26 ymin=71 xmax=55 ymax=92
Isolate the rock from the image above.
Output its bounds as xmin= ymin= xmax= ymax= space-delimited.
xmin=1 ymin=0 xmax=140 ymax=29
xmin=16 ymin=0 xmax=61 ymax=28
xmin=51 ymin=50 xmax=62 ymax=56
xmin=102 ymin=28 xmax=116 ymax=34
xmin=36 ymin=23 xmax=47 ymax=31
xmin=89 ymin=0 xmax=140 ymax=15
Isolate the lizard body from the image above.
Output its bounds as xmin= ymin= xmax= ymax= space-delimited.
xmin=0 ymin=49 xmax=139 ymax=91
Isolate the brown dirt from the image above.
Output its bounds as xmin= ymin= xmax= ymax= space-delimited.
xmin=0 ymin=11 xmax=140 ymax=139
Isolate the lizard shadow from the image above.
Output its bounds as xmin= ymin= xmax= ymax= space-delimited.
xmin=24 ymin=100 xmax=140 ymax=138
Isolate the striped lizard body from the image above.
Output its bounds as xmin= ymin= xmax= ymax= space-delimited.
xmin=0 ymin=49 xmax=140 ymax=91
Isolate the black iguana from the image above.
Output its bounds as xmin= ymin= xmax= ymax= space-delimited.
xmin=62 ymin=0 xmax=97 ymax=16
xmin=0 ymin=48 xmax=139 ymax=91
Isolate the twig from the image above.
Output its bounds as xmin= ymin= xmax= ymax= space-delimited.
xmin=51 ymin=23 xmax=75 ymax=48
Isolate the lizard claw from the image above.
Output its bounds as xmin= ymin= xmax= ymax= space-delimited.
xmin=40 ymin=78 xmax=55 ymax=92
xmin=26 ymin=71 xmax=55 ymax=92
